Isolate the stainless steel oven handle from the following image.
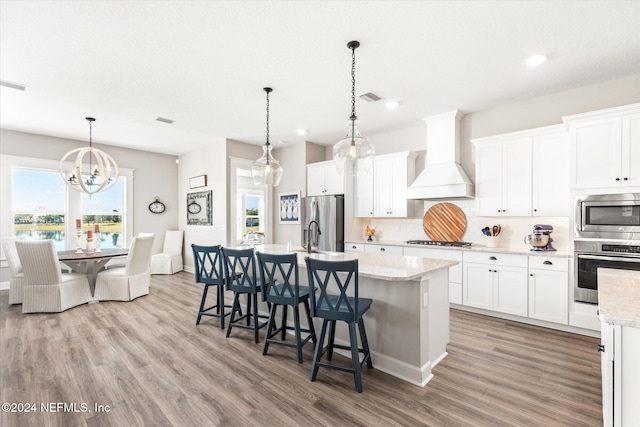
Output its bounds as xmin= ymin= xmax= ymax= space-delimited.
xmin=578 ymin=254 xmax=640 ymax=263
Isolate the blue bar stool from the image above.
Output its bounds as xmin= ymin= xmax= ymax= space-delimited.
xmin=221 ymin=247 xmax=269 ymax=343
xmin=305 ymin=257 xmax=373 ymax=393
xmin=256 ymin=252 xmax=317 ymax=363
xmin=192 ymin=244 xmax=234 ymax=328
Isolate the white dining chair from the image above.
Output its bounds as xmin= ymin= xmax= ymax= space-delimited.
xmin=2 ymin=236 xmax=26 ymax=305
xmin=15 ymin=240 xmax=92 ymax=313
xmin=94 ymin=234 xmax=154 ymax=301
xmin=150 ymin=230 xmax=184 ymax=274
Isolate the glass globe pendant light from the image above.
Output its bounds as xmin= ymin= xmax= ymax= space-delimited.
xmin=252 ymin=87 xmax=283 ymax=186
xmin=59 ymin=117 xmax=119 ymax=197
xmin=333 ymin=40 xmax=375 ymax=176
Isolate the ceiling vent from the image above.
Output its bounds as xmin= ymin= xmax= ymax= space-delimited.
xmin=156 ymin=116 xmax=175 ymax=124
xmin=359 ymin=92 xmax=382 ymax=103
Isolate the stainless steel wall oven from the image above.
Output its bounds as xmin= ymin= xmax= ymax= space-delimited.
xmin=574 ymin=240 xmax=640 ymax=304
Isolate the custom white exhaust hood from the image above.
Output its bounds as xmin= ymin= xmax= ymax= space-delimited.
xmin=406 ymin=110 xmax=475 ymax=200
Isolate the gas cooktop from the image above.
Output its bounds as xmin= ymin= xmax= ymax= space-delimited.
xmin=406 ymin=240 xmax=472 ymax=248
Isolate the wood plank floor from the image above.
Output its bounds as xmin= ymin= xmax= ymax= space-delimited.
xmin=1 ymin=271 xmax=602 ymax=426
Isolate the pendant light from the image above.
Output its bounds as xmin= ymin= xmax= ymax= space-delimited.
xmin=252 ymin=87 xmax=283 ymax=186
xmin=333 ymin=40 xmax=375 ymax=176
xmin=59 ymin=117 xmax=119 ymax=197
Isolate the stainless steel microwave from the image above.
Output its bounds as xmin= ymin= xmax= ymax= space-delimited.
xmin=575 ymin=193 xmax=640 ymax=240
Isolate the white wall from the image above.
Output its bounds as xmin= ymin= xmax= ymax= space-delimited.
xmin=272 ymin=142 xmax=306 ymax=245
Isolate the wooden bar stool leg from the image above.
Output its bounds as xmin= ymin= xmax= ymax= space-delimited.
xmin=218 ymin=285 xmax=225 ymax=329
xmin=281 ymin=305 xmax=288 ymax=340
xmin=311 ymin=319 xmax=328 ymax=382
xmin=358 ymin=318 xmax=373 ymax=368
xmin=226 ymin=293 xmax=241 ymax=338
xmin=293 ymin=305 xmax=303 ymax=363
xmin=303 ymin=299 xmax=317 ymax=344
xmin=252 ymin=293 xmax=260 ymax=343
xmin=263 ymin=303 xmax=278 ymax=355
xmin=327 ymin=320 xmax=336 ymax=361
xmin=196 ymin=285 xmax=210 ymax=325
xmin=349 ymin=322 xmax=363 ymax=393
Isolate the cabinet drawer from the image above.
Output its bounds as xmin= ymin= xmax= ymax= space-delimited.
xmin=463 ymin=251 xmax=527 ymax=267
xmin=364 ymin=244 xmax=403 ymax=255
xmin=345 ymin=243 xmax=365 ymax=253
xmin=528 ymin=256 xmax=568 ymax=272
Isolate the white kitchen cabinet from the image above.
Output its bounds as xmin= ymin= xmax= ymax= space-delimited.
xmin=564 ymin=104 xmax=640 ymax=190
xmin=531 ymin=129 xmax=570 ymax=216
xmin=363 ymin=243 xmax=403 ymax=255
xmin=473 ymin=125 xmax=569 ymax=217
xmin=306 ymin=161 xmax=344 ymax=196
xmin=463 ymin=252 xmax=528 ymax=316
xmin=372 ymin=152 xmax=417 ymax=218
xmin=354 ymin=167 xmax=374 ymax=217
xmin=528 ymin=256 xmax=568 ymax=324
xmin=404 ymin=246 xmax=463 ymax=305
xmin=344 ymin=242 xmax=365 ymax=253
xmin=474 ymin=137 xmax=532 ymax=216
xmin=600 ymin=322 xmax=640 ymax=426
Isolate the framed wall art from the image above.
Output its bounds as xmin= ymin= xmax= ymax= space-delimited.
xmin=189 ymin=174 xmax=207 ymax=189
xmin=278 ymin=191 xmax=300 ymax=224
xmin=187 ymin=190 xmax=212 ymax=225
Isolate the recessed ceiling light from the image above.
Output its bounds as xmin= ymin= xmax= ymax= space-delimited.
xmin=525 ymin=55 xmax=547 ymax=67
xmin=156 ymin=116 xmax=175 ymax=124
xmin=296 ymin=129 xmax=308 ymax=135
xmin=386 ymin=101 xmax=400 ymax=109
xmin=0 ymin=80 xmax=28 ymax=91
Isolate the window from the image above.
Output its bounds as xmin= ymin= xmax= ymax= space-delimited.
xmin=82 ymin=179 xmax=125 ymax=249
xmin=236 ymin=193 xmax=264 ymax=240
xmin=12 ymin=169 xmax=67 ymax=251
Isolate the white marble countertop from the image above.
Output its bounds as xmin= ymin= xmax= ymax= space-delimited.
xmin=598 ymin=268 xmax=640 ymax=328
xmin=248 ymin=244 xmax=457 ymax=282
xmin=346 ymin=239 xmax=572 ymax=258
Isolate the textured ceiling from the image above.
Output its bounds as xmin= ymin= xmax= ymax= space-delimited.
xmin=1 ymin=1 xmax=639 ymax=155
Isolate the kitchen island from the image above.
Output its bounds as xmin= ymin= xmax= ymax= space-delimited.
xmin=251 ymin=244 xmax=457 ymax=387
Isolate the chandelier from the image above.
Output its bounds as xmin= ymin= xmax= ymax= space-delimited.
xmin=251 ymin=87 xmax=283 ymax=186
xmin=59 ymin=117 xmax=119 ymax=196
xmin=333 ymin=40 xmax=375 ymax=176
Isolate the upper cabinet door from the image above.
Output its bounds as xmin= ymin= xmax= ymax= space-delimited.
xmin=571 ymin=117 xmax=621 ymax=189
xmin=306 ymin=163 xmax=327 ymax=196
xmin=621 ymin=112 xmax=640 ymax=186
xmin=373 ymin=157 xmax=392 ymax=217
xmin=324 ymin=163 xmax=345 ymax=195
xmin=354 ymin=165 xmax=374 ymax=217
xmin=532 ymin=131 xmax=570 ymax=216
xmin=502 ymin=138 xmax=532 ymax=216
xmin=476 ymin=142 xmax=503 ymax=216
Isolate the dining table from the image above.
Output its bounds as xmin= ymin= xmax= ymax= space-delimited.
xmin=58 ymin=248 xmax=129 ymax=296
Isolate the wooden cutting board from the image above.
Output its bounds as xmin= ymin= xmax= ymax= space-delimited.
xmin=422 ymin=203 xmax=467 ymax=242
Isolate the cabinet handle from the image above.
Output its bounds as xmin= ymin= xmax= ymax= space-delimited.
xmin=616 ymin=177 xmax=620 ymax=181
xmin=624 ymin=177 xmax=629 ymax=181
xmin=533 ymin=208 xmax=538 ymax=212
xmin=380 ymin=248 xmax=385 ymax=252
xmin=489 ymin=256 xmax=497 ymax=261
xmin=543 ymin=260 xmax=553 ymax=265
xmin=530 ymin=273 xmax=533 ymax=277
xmin=598 ymin=344 xmax=605 ymax=353
xmin=488 ymin=269 xmax=492 ymax=272
xmin=352 ymin=245 xmax=357 ymax=249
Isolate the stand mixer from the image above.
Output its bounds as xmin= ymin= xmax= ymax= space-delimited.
xmin=524 ymin=224 xmax=556 ymax=251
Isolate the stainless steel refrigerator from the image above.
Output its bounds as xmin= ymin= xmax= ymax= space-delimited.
xmin=301 ymin=195 xmax=344 ymax=252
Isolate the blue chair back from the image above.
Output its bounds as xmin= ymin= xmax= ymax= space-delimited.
xmin=191 ymin=244 xmax=224 ymax=286
xmin=305 ymin=257 xmax=359 ymax=323
xmin=257 ymin=252 xmax=300 ymax=305
xmin=221 ymin=247 xmax=259 ymax=293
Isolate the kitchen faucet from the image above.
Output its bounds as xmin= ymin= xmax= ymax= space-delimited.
xmin=306 ymin=220 xmax=322 ymax=254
